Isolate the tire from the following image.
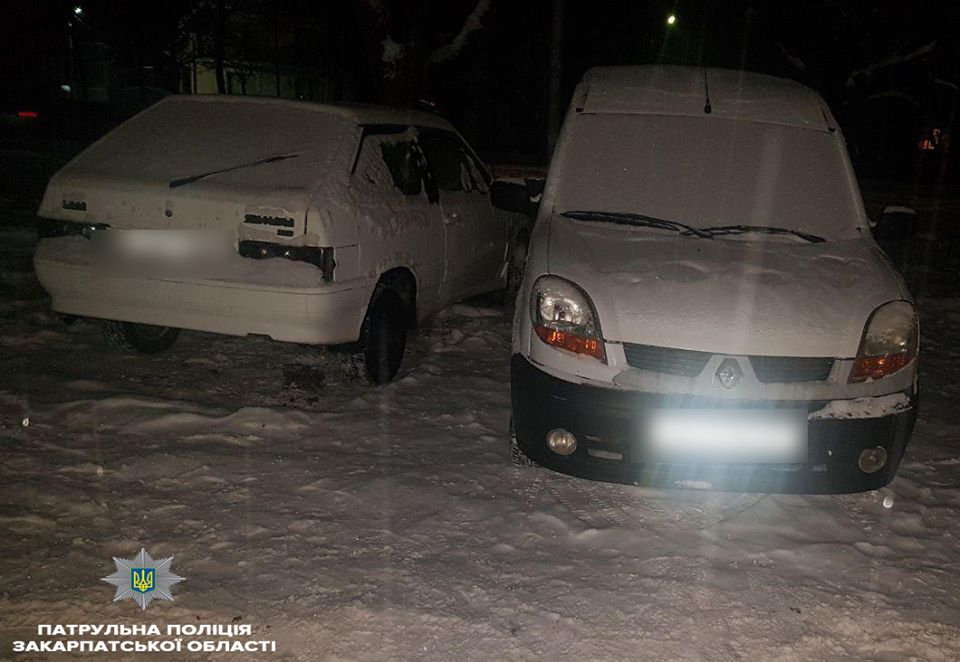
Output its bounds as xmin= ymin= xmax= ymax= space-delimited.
xmin=362 ymin=289 xmax=408 ymax=384
xmin=510 ymin=417 xmax=539 ymax=468
xmin=103 ymin=321 xmax=180 ymax=354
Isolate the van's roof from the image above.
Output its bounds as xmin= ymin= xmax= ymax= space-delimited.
xmin=578 ymin=66 xmax=836 ymax=132
xmin=147 ymin=94 xmax=455 ymax=131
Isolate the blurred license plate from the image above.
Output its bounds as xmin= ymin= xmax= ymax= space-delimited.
xmin=640 ymin=408 xmax=807 ymax=464
xmin=103 ymin=229 xmax=232 ymax=259
xmin=92 ymin=229 xmax=234 ymax=278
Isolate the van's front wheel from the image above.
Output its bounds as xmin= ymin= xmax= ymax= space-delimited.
xmin=510 ymin=417 xmax=539 ymax=468
xmin=103 ymin=321 xmax=180 ymax=354
xmin=362 ymin=289 xmax=407 ymax=384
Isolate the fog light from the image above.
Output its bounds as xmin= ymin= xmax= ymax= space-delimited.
xmin=546 ymin=428 xmax=577 ymax=456
xmin=858 ymin=446 xmax=888 ymax=474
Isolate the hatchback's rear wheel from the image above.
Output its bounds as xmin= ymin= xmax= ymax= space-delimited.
xmin=362 ymin=289 xmax=407 ymax=384
xmin=103 ymin=321 xmax=180 ymax=354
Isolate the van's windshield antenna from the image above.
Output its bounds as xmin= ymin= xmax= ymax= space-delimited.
xmin=702 ymin=68 xmax=712 ymax=114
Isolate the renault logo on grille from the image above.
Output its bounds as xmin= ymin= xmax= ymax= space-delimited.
xmin=715 ymin=358 xmax=743 ymax=389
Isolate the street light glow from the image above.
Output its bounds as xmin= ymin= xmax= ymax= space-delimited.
xmin=666 ymin=13 xmax=677 ymax=26
xmin=73 ymin=6 xmax=83 ymax=16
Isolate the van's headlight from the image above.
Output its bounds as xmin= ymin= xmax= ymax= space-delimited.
xmin=531 ymin=275 xmax=605 ymax=362
xmin=849 ymin=300 xmax=918 ymax=383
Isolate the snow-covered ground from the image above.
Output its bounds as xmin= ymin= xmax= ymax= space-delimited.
xmin=2 ymin=208 xmax=960 ymax=660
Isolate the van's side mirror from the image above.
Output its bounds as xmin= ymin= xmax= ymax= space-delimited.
xmin=491 ymin=179 xmax=535 ymax=216
xmin=872 ymin=205 xmax=916 ymax=268
xmin=872 ymin=205 xmax=916 ymax=241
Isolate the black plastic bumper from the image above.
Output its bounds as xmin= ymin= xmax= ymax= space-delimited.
xmin=511 ymin=354 xmax=917 ymax=494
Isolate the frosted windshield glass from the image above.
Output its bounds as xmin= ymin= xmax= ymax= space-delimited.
xmin=554 ymin=114 xmax=863 ymax=240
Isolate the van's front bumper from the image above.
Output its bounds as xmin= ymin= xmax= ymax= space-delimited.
xmin=34 ymin=248 xmax=371 ymax=345
xmin=511 ymin=355 xmax=917 ymax=494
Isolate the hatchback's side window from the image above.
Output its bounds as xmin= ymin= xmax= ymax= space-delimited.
xmin=419 ymin=130 xmax=484 ymax=194
xmin=380 ymin=140 xmax=423 ymax=196
xmin=463 ymin=149 xmax=489 ymax=194
xmin=457 ymin=137 xmax=491 ymax=194
xmin=352 ymin=127 xmax=424 ymax=198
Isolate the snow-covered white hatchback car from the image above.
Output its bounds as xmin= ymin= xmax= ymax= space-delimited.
xmin=511 ymin=66 xmax=918 ymax=493
xmin=34 ymin=96 xmax=528 ymax=383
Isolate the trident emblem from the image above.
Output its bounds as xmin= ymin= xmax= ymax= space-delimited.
xmin=131 ymin=568 xmax=155 ymax=593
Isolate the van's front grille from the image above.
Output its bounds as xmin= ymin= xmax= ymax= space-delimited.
xmin=622 ymin=343 xmax=834 ymax=383
xmin=622 ymin=343 xmax=712 ymax=377
xmin=749 ymin=356 xmax=834 ymax=383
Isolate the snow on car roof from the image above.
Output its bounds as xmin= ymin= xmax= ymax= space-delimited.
xmin=580 ymin=65 xmax=836 ymax=132
xmin=151 ymin=94 xmax=455 ymax=130
xmin=46 ymin=95 xmax=454 ymax=198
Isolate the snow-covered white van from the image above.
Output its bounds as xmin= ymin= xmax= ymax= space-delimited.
xmin=34 ymin=96 xmax=528 ymax=383
xmin=511 ymin=66 xmax=918 ymax=493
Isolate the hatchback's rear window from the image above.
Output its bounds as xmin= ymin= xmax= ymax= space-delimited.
xmin=69 ymin=97 xmax=353 ymax=190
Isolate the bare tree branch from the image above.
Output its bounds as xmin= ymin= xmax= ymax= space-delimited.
xmin=430 ymin=0 xmax=491 ymax=63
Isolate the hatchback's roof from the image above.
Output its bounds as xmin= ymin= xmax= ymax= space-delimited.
xmin=147 ymin=94 xmax=455 ymax=131
xmin=579 ymin=66 xmax=836 ymax=132
xmin=49 ymin=95 xmax=456 ymax=197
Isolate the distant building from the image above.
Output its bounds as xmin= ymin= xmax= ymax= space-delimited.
xmin=176 ymin=5 xmax=359 ymax=103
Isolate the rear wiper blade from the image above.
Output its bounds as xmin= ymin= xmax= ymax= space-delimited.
xmin=561 ymin=210 xmax=712 ymax=239
xmin=694 ymin=224 xmax=825 ymax=243
xmin=169 ymin=152 xmax=302 ymax=189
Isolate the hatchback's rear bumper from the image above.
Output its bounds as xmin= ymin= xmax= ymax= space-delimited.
xmin=511 ymin=355 xmax=917 ymax=494
xmin=34 ymin=250 xmax=370 ymax=345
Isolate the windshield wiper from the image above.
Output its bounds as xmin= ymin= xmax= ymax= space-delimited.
xmin=169 ymin=152 xmax=302 ymax=189
xmin=561 ymin=210 xmax=712 ymax=239
xmin=692 ymin=224 xmax=826 ymax=243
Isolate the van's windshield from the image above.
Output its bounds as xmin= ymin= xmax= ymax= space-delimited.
xmin=554 ymin=114 xmax=864 ymax=242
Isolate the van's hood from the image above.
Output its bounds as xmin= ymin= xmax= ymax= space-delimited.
xmin=547 ymin=216 xmax=906 ymax=358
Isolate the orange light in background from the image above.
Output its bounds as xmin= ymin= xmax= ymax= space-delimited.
xmin=918 ymin=127 xmax=946 ymax=152
xmin=534 ymin=324 xmax=606 ymax=362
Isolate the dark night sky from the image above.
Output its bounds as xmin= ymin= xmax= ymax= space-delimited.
xmin=2 ymin=1 xmax=958 ymax=176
